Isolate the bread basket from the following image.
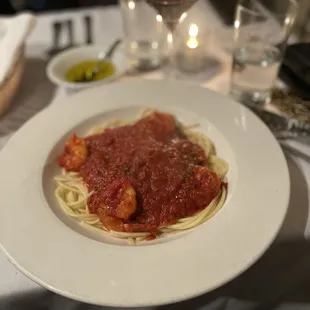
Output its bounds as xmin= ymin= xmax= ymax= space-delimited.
xmin=0 ymin=14 xmax=35 ymax=117
xmin=0 ymin=46 xmax=25 ymax=116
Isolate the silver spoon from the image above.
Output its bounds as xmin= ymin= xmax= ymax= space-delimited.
xmin=78 ymin=39 xmax=122 ymax=82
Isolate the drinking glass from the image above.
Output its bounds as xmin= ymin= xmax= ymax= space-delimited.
xmin=145 ymin=0 xmax=198 ymax=77
xmin=120 ymin=0 xmax=168 ymax=71
xmin=231 ymin=0 xmax=298 ymax=106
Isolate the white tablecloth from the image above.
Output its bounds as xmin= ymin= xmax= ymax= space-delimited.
xmin=0 ymin=3 xmax=310 ymax=310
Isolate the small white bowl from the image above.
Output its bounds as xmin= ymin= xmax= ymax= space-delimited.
xmin=46 ymin=44 xmax=126 ymax=90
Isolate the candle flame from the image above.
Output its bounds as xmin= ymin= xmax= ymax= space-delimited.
xmin=188 ymin=23 xmax=198 ymax=37
xmin=187 ymin=37 xmax=198 ymax=49
xmin=128 ymin=1 xmax=135 ymax=10
xmin=187 ymin=23 xmax=199 ymax=49
xmin=156 ymin=14 xmax=163 ymax=22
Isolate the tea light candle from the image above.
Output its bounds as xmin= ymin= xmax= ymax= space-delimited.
xmin=176 ymin=23 xmax=207 ymax=73
xmin=187 ymin=23 xmax=199 ymax=48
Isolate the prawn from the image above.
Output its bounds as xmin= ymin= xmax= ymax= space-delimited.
xmin=98 ymin=182 xmax=137 ymax=232
xmin=58 ymin=134 xmax=88 ymax=171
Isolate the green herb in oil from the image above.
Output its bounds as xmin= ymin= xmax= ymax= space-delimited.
xmin=65 ymin=60 xmax=116 ymax=83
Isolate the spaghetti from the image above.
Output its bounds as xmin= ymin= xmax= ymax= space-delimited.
xmin=54 ymin=110 xmax=228 ymax=243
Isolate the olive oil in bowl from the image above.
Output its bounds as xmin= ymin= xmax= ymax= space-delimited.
xmin=65 ymin=60 xmax=116 ymax=83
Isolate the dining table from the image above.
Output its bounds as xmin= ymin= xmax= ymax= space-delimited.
xmin=0 ymin=2 xmax=309 ymax=310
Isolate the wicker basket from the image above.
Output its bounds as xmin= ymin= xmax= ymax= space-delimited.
xmin=0 ymin=47 xmax=25 ymax=116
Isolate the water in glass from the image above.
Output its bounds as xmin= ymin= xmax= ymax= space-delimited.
xmin=231 ymin=44 xmax=281 ymax=104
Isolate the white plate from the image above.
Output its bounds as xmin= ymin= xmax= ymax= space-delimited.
xmin=0 ymin=80 xmax=289 ymax=307
xmin=46 ymin=44 xmax=126 ymax=89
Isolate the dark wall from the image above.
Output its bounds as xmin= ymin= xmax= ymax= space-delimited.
xmin=0 ymin=0 xmax=117 ymax=14
xmin=208 ymin=0 xmax=237 ymax=25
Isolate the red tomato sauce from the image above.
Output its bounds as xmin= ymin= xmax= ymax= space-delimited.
xmin=58 ymin=112 xmax=221 ymax=232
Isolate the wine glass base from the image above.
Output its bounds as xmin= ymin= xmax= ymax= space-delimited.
xmin=163 ymin=54 xmax=221 ymax=82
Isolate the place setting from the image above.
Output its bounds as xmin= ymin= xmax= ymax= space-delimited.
xmin=0 ymin=1 xmax=309 ymax=310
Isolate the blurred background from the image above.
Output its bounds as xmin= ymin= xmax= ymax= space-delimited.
xmin=1 ymin=0 xmax=310 ymax=41
xmin=0 ymin=0 xmax=118 ymax=14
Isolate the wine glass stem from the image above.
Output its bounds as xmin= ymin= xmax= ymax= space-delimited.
xmin=165 ymin=29 xmax=176 ymax=79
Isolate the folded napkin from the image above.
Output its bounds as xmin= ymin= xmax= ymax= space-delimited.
xmin=0 ymin=13 xmax=35 ymax=85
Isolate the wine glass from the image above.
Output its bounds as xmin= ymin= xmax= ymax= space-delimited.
xmin=145 ymin=0 xmax=198 ymax=77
